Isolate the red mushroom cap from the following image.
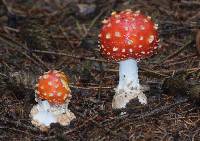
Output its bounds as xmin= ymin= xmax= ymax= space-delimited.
xmin=99 ymin=10 xmax=159 ymax=61
xmin=35 ymin=70 xmax=71 ymax=104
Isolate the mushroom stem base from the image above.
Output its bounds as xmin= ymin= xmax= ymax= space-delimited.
xmin=112 ymin=59 xmax=147 ymax=109
xmin=30 ymin=100 xmax=75 ymax=131
xmin=112 ymin=86 xmax=147 ymax=109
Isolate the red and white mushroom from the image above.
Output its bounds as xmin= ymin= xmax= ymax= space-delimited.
xmin=30 ymin=70 xmax=75 ymax=131
xmin=99 ymin=9 xmax=159 ymax=109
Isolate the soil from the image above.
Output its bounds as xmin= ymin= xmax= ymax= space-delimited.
xmin=0 ymin=0 xmax=200 ymax=140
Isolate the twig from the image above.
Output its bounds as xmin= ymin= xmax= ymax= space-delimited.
xmin=181 ymin=0 xmax=200 ymax=5
xmin=113 ymin=98 xmax=188 ymax=131
xmin=76 ymin=8 xmax=106 ymax=48
xmin=59 ymin=26 xmax=74 ymax=48
xmin=32 ymin=49 xmax=111 ymax=63
xmin=0 ymin=33 xmax=49 ymax=70
xmin=133 ymin=99 xmax=188 ymax=119
xmin=0 ymin=72 xmax=8 ymax=78
xmin=187 ymin=67 xmax=200 ymax=74
xmin=170 ymin=67 xmax=200 ymax=74
xmin=160 ymin=39 xmax=194 ymax=63
xmin=187 ymin=11 xmax=200 ymax=22
xmin=32 ymin=49 xmax=170 ymax=78
xmin=105 ymin=68 xmax=169 ymax=78
xmin=140 ymin=67 xmax=169 ymax=77
xmin=162 ymin=54 xmax=197 ymax=64
xmin=69 ymin=84 xmax=114 ymax=90
xmin=3 ymin=26 xmax=19 ymax=33
xmin=196 ymin=30 xmax=200 ymax=55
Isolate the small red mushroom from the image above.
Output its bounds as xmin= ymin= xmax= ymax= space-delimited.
xmin=36 ymin=70 xmax=71 ymax=104
xmin=98 ymin=9 xmax=159 ymax=109
xmin=30 ymin=70 xmax=75 ymax=131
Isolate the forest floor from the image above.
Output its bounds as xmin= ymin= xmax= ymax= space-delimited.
xmin=0 ymin=0 xmax=200 ymax=140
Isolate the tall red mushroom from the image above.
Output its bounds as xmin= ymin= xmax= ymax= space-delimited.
xmin=30 ymin=70 xmax=75 ymax=131
xmin=99 ymin=9 xmax=159 ymax=109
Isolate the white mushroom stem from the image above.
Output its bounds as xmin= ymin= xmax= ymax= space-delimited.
xmin=112 ymin=59 xmax=147 ymax=109
xmin=30 ymin=100 xmax=75 ymax=131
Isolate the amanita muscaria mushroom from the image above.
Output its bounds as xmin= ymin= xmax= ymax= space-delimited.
xmin=30 ymin=70 xmax=75 ymax=131
xmin=99 ymin=9 xmax=159 ymax=109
